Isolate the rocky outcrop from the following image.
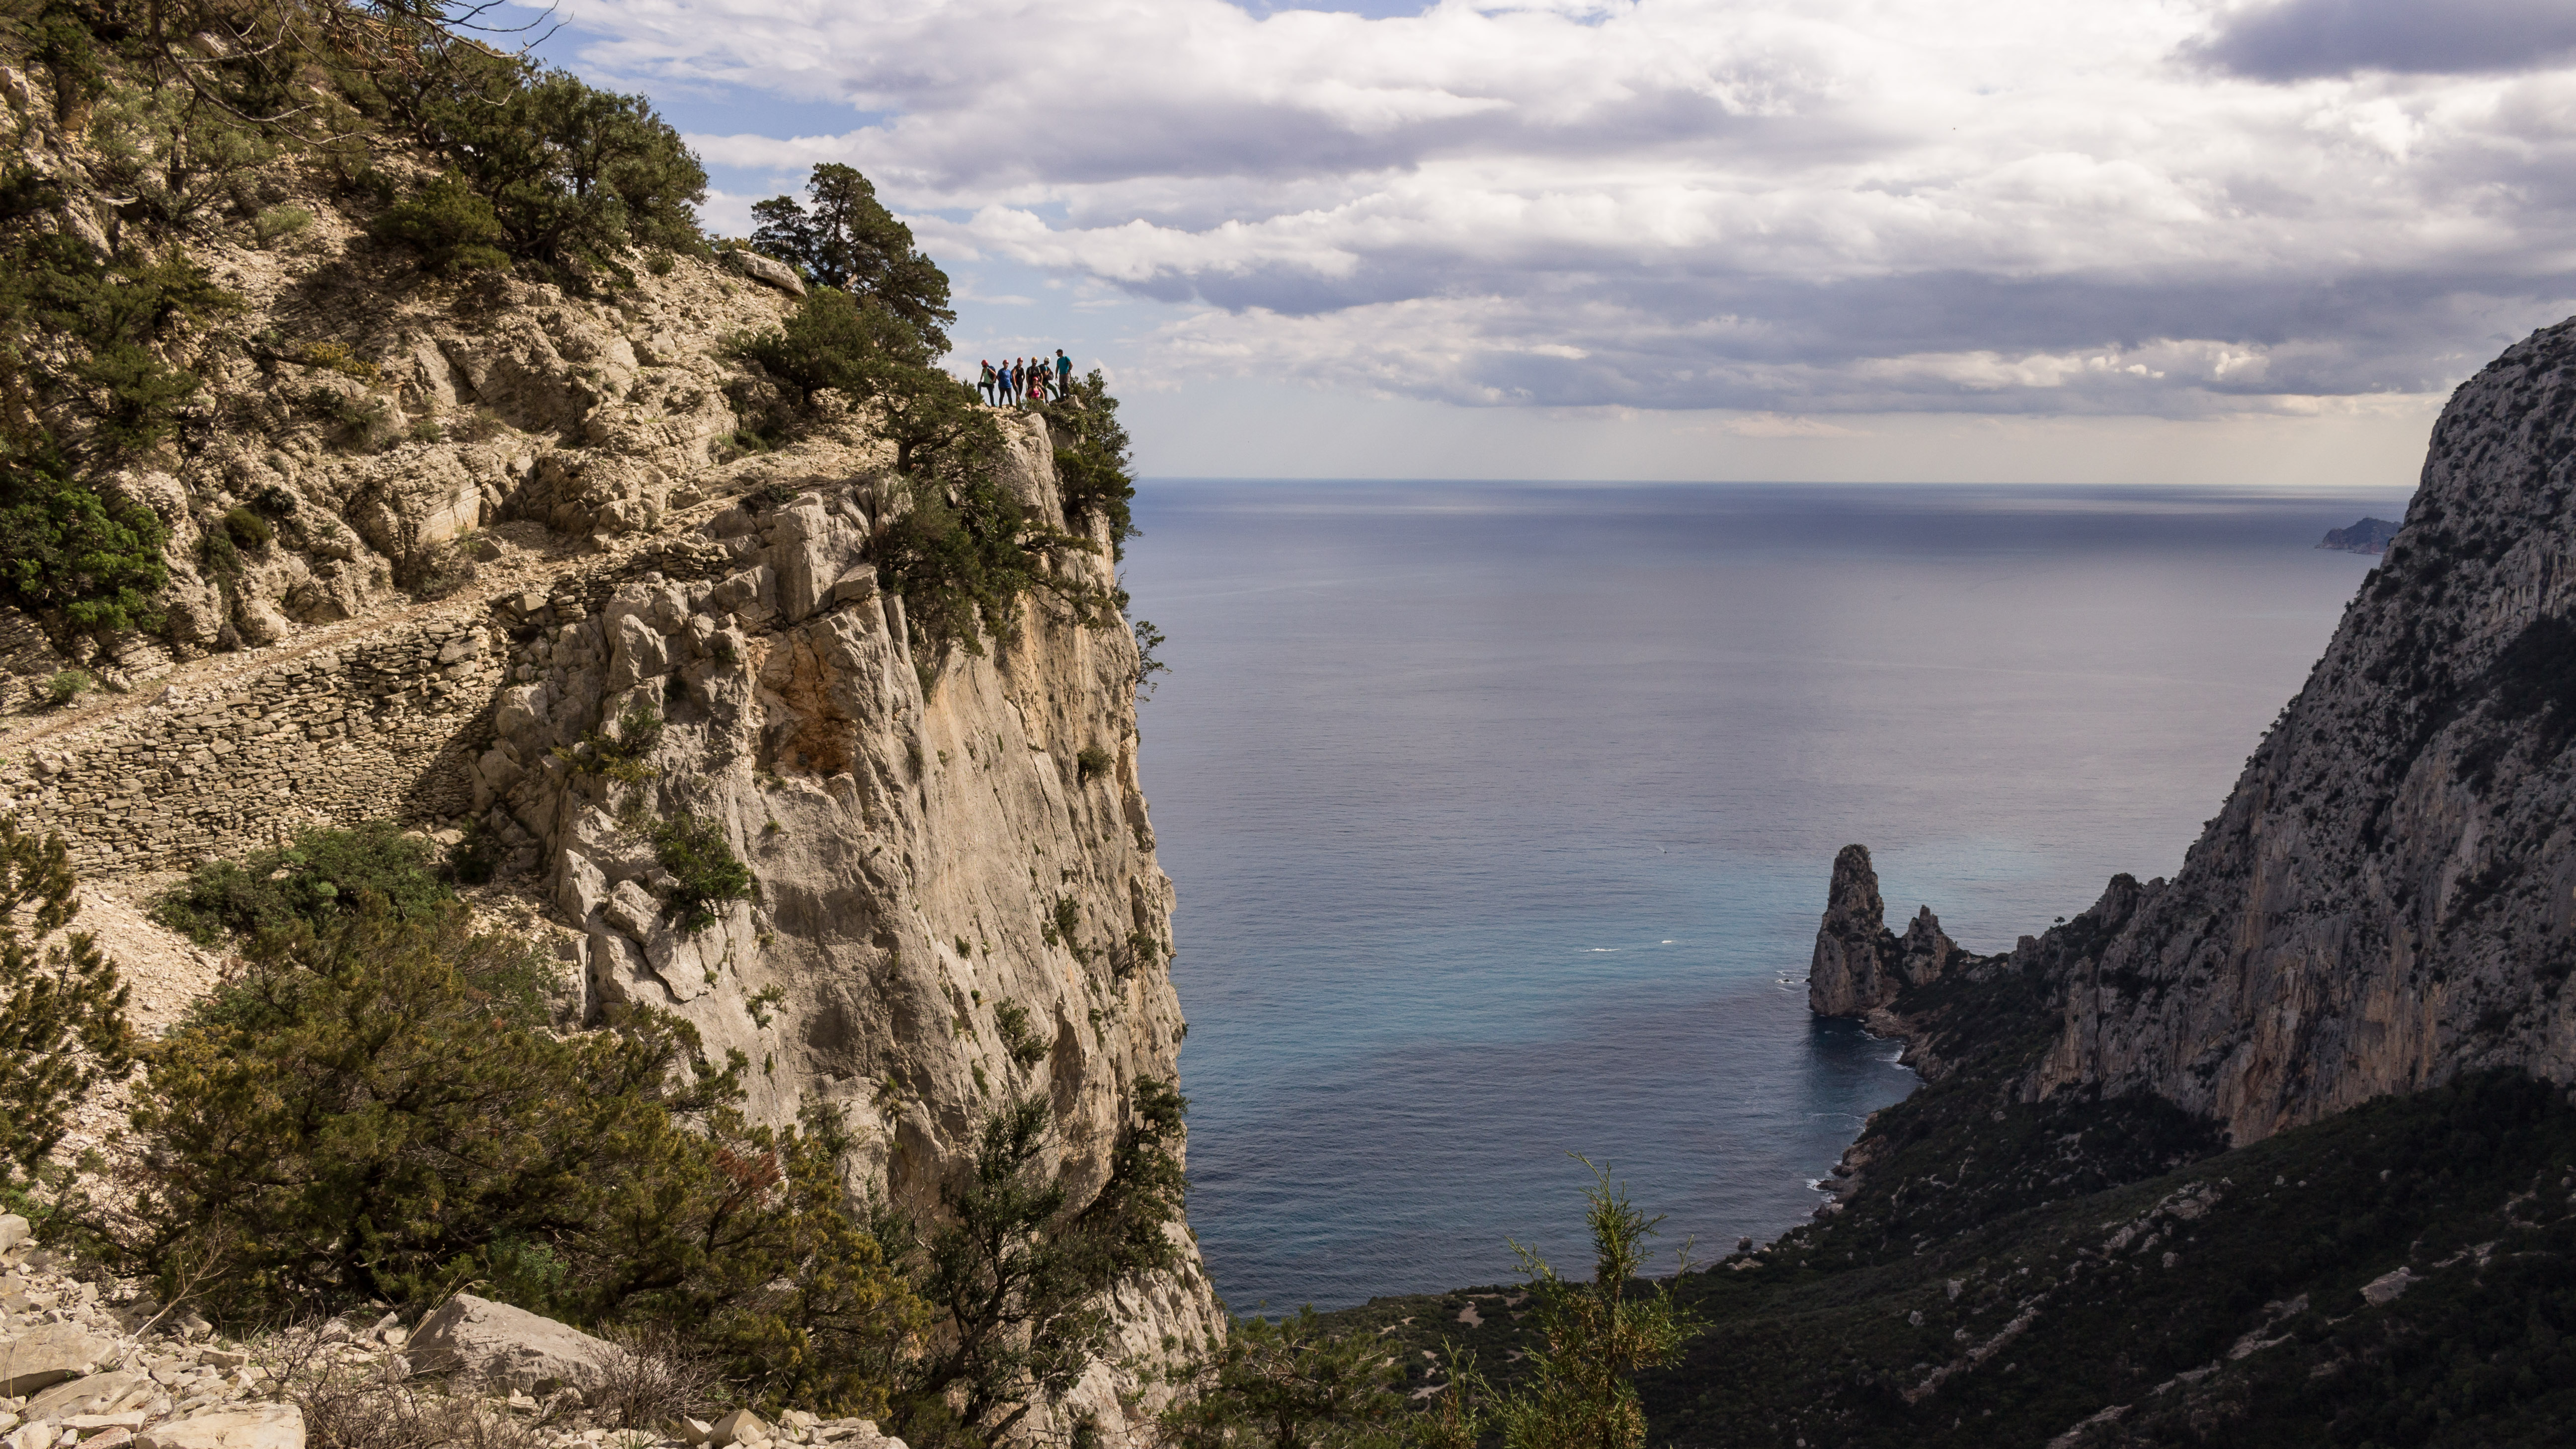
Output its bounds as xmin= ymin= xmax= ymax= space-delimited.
xmin=2032 ymin=319 xmax=2576 ymax=1143
xmin=1817 ymin=317 xmax=2576 ymax=1149
xmin=1808 ymin=844 xmax=1958 ymax=1019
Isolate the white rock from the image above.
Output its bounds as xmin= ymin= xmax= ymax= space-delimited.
xmin=0 ymin=1218 xmax=27 ymax=1256
xmin=0 ymin=1324 xmax=119 ymax=1395
xmin=24 ymin=1371 xmax=149 ymax=1419
xmin=719 ymin=251 xmax=805 ymax=297
xmin=137 ymin=1403 xmax=303 ymax=1449
xmin=407 ymin=1295 xmax=621 ymax=1395
xmin=2360 ymin=1267 xmax=2415 ymax=1306
xmin=706 ymin=1409 xmax=769 ymax=1449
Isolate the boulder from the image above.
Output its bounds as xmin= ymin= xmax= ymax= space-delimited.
xmin=138 ymin=1403 xmax=304 ymax=1449
xmin=0 ymin=1212 xmax=28 ymax=1254
xmin=26 ymin=1369 xmax=152 ymax=1417
xmin=408 ymin=1293 xmax=620 ymax=1394
xmin=707 ymin=1409 xmax=771 ymax=1448
xmin=0 ymin=1322 xmax=119 ymax=1394
xmin=720 ymin=250 xmax=806 ymax=298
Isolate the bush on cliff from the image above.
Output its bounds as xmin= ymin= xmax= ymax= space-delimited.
xmin=884 ymin=1081 xmax=1191 ymax=1449
xmin=1039 ymin=372 xmax=1140 ymax=559
xmin=152 ymin=820 xmax=453 ymax=944
xmin=366 ymin=171 xmax=513 ymax=276
xmin=0 ymin=438 xmax=171 ymax=640
xmin=400 ymin=59 xmax=707 ymax=267
xmin=118 ymin=900 xmax=928 ymax=1414
xmin=868 ymin=474 xmax=1099 ymax=689
xmin=0 ymin=816 xmax=132 ymax=1190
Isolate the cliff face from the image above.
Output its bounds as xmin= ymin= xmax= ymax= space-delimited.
xmin=0 ymin=64 xmax=1218 ymax=1440
xmin=1814 ymin=317 xmax=2576 ymax=1148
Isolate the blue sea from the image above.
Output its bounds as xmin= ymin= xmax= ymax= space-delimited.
xmin=1119 ymin=481 xmax=2410 ymax=1314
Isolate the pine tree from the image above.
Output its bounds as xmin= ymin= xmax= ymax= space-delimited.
xmin=0 ymin=816 xmax=132 ymax=1186
xmin=750 ymin=164 xmax=956 ymax=355
xmin=1492 ymin=1164 xmax=1700 ymax=1449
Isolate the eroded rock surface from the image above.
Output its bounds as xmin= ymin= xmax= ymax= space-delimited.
xmin=1813 ymin=317 xmax=2576 ymax=1148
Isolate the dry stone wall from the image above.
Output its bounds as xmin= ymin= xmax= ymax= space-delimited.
xmin=0 ymin=613 xmax=507 ymax=873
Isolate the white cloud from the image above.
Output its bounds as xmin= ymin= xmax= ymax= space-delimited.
xmin=558 ymin=0 xmax=2576 ymax=414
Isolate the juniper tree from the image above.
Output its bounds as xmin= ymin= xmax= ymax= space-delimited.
xmin=0 ymin=816 xmax=132 ymax=1187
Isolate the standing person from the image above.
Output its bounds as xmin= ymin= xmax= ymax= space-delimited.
xmin=1008 ymin=359 xmax=1023 ymax=405
xmin=979 ymin=360 xmax=997 ymax=406
xmin=1055 ymin=348 xmax=1072 ymax=398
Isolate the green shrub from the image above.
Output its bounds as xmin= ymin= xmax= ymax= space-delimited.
xmin=252 ymin=206 xmax=312 ymax=248
xmin=750 ymin=164 xmax=955 ymax=355
xmin=87 ymin=82 xmax=279 ymax=226
xmin=118 ymin=903 xmax=928 ymax=1412
xmin=1076 ymin=744 xmax=1113 ymax=785
xmin=0 ymin=229 xmax=241 ymax=456
xmin=649 ymin=813 xmax=754 ymax=933
xmin=406 ymin=58 xmax=706 ymax=265
xmin=868 ymin=475 xmax=1097 ymax=688
xmin=1157 ymin=1307 xmax=1406 ymax=1449
xmin=44 ymin=669 xmax=94 ymax=706
xmin=1131 ymin=618 xmax=1169 ymax=699
xmin=992 ymin=1000 xmax=1048 ymax=1068
xmin=154 ymin=821 xmax=452 ymax=945
xmin=1490 ymin=1165 xmax=1698 ymax=1449
xmin=0 ymin=817 xmax=132 ymax=1187
xmin=366 ymin=172 xmax=512 ymax=275
xmin=0 ymin=438 xmax=169 ymax=639
xmin=1043 ymin=371 xmax=1141 ymax=558
xmin=562 ymin=704 xmax=665 ymax=786
xmin=886 ymin=1082 xmax=1189 ymax=1446
xmin=221 ymin=505 xmax=272 ymax=549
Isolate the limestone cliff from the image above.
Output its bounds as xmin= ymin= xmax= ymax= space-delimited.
xmin=0 ymin=62 xmax=1218 ymax=1444
xmin=1813 ymin=316 xmax=2576 ymax=1148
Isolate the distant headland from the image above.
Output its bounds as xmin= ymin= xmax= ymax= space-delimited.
xmin=2318 ymin=516 xmax=2401 ymax=553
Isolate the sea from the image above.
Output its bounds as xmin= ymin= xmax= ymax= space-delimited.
xmin=1117 ymin=481 xmax=2413 ymax=1315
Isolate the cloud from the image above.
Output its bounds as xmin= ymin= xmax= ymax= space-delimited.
xmin=2190 ymin=0 xmax=2576 ymax=81
xmin=556 ymin=0 xmax=2576 ymax=415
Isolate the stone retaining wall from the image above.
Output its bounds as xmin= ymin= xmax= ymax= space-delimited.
xmin=0 ymin=612 xmax=510 ymax=875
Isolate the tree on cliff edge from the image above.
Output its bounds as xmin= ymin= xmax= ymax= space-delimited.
xmin=752 ymin=164 xmax=956 ymax=356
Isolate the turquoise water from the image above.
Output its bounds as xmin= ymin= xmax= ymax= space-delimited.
xmin=1120 ymin=482 xmax=2408 ymax=1312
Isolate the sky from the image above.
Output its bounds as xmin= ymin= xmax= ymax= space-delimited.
xmin=500 ymin=0 xmax=2576 ymax=483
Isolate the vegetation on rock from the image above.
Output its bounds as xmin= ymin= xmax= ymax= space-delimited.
xmin=118 ymin=898 xmax=929 ymax=1415
xmin=751 ymin=164 xmax=956 ymax=355
xmin=153 ymin=819 xmax=452 ymax=944
xmin=885 ymin=1079 xmax=1190 ymax=1449
xmin=0 ymin=816 xmax=131 ymax=1188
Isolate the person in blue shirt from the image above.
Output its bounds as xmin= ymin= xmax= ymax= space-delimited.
xmin=1055 ymin=349 xmax=1073 ymax=396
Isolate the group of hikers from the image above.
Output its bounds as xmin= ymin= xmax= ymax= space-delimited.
xmin=980 ymin=350 xmax=1072 ymax=407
